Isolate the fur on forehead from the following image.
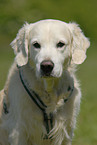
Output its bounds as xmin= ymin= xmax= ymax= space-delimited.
xmin=29 ymin=19 xmax=71 ymax=37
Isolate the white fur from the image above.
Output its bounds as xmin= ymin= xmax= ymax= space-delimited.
xmin=0 ymin=19 xmax=90 ymax=145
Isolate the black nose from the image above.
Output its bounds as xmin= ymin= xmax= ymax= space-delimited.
xmin=40 ymin=60 xmax=54 ymax=76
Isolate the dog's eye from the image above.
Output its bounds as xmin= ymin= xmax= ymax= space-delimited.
xmin=33 ymin=42 xmax=41 ymax=49
xmin=57 ymin=42 xmax=65 ymax=48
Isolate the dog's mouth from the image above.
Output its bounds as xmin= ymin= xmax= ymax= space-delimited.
xmin=41 ymin=72 xmax=54 ymax=78
xmin=40 ymin=68 xmax=54 ymax=78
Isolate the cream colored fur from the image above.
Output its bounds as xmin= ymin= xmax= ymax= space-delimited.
xmin=0 ymin=19 xmax=90 ymax=145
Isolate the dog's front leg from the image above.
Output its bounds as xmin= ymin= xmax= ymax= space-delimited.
xmin=61 ymin=126 xmax=74 ymax=145
xmin=9 ymin=129 xmax=28 ymax=145
xmin=62 ymin=140 xmax=72 ymax=145
xmin=9 ymin=137 xmax=28 ymax=145
xmin=0 ymin=127 xmax=9 ymax=145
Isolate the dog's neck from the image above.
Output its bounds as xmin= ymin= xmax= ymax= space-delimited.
xmin=17 ymin=64 xmax=74 ymax=113
xmin=43 ymin=78 xmax=59 ymax=93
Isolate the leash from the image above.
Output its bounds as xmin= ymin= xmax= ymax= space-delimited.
xmin=3 ymin=65 xmax=74 ymax=139
xmin=18 ymin=65 xmax=53 ymax=139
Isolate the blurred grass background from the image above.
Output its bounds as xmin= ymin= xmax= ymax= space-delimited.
xmin=0 ymin=0 xmax=97 ymax=144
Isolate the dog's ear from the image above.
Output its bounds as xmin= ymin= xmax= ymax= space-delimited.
xmin=69 ymin=23 xmax=90 ymax=64
xmin=10 ymin=23 xmax=31 ymax=66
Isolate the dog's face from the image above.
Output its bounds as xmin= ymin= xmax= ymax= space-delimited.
xmin=11 ymin=19 xmax=90 ymax=78
xmin=29 ymin=21 xmax=72 ymax=78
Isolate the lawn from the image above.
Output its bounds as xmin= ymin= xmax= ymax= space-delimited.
xmin=73 ymin=46 xmax=97 ymax=145
xmin=0 ymin=0 xmax=97 ymax=144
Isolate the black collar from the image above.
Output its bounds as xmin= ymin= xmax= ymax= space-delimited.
xmin=3 ymin=102 xmax=9 ymax=114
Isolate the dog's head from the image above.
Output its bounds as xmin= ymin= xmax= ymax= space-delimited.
xmin=11 ymin=19 xmax=90 ymax=78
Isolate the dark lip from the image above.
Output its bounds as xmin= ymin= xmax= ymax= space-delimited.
xmin=41 ymin=74 xmax=53 ymax=78
xmin=40 ymin=71 xmax=52 ymax=77
xmin=40 ymin=72 xmax=55 ymax=78
xmin=40 ymin=73 xmax=60 ymax=79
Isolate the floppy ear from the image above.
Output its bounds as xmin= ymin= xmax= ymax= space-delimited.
xmin=10 ymin=23 xmax=30 ymax=66
xmin=69 ymin=23 xmax=90 ymax=64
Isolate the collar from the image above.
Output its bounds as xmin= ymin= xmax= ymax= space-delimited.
xmin=3 ymin=102 xmax=9 ymax=114
xmin=64 ymin=82 xmax=74 ymax=103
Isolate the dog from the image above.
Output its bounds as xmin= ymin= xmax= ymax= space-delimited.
xmin=0 ymin=19 xmax=90 ymax=145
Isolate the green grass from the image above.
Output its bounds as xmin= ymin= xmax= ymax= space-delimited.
xmin=73 ymin=48 xmax=97 ymax=145
xmin=0 ymin=0 xmax=97 ymax=144
xmin=0 ymin=46 xmax=14 ymax=89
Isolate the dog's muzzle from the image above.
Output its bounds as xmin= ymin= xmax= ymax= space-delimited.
xmin=40 ymin=60 xmax=54 ymax=77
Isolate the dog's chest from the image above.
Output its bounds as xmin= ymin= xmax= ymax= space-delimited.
xmin=17 ymin=67 xmax=74 ymax=144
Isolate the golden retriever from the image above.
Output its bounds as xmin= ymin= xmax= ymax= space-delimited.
xmin=0 ymin=19 xmax=90 ymax=145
